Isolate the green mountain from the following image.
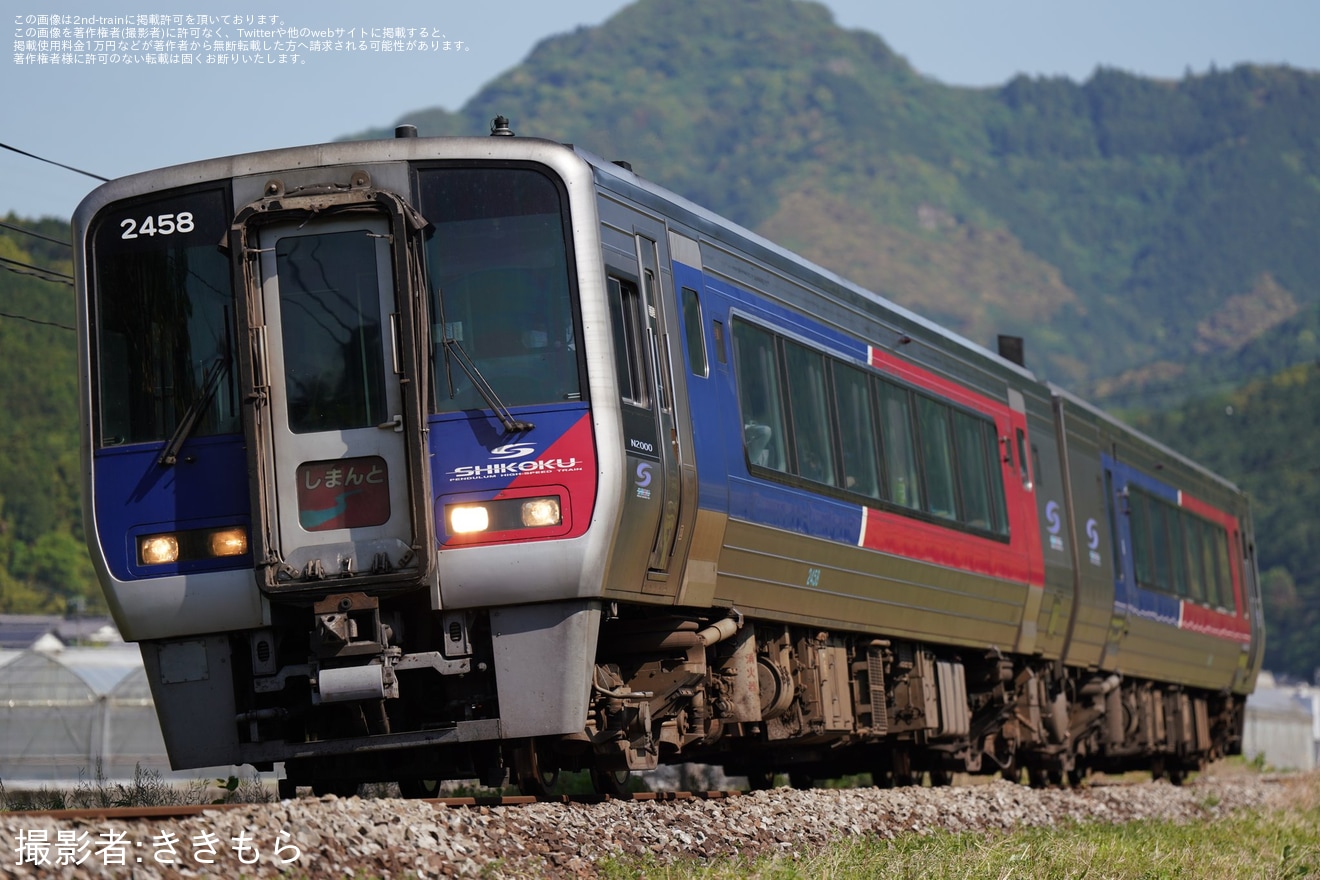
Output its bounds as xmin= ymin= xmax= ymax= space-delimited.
xmin=351 ymin=0 xmax=1320 ymax=397
xmin=0 ymin=216 xmax=100 ymax=613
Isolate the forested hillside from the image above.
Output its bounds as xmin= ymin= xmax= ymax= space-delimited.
xmin=0 ymin=216 xmax=100 ymax=613
xmin=351 ymin=0 xmax=1320 ymax=399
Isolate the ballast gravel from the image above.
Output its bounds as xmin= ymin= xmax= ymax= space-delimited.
xmin=0 ymin=772 xmax=1298 ymax=878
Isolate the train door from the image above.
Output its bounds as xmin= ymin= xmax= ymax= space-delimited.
xmin=635 ymin=233 xmax=683 ymax=574
xmin=1099 ymin=455 xmax=1132 ymax=669
xmin=252 ymin=216 xmax=419 ymax=585
xmin=1026 ymin=399 xmax=1073 ymax=660
xmin=1051 ymin=394 xmax=1113 ymax=669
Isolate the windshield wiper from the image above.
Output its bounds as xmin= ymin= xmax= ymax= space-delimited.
xmin=438 ymin=335 xmax=534 ymax=435
xmin=158 ymin=354 xmax=230 ymax=466
xmin=435 ymin=286 xmax=533 ymax=435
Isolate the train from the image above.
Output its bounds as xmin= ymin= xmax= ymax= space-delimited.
xmin=72 ymin=118 xmax=1264 ymax=796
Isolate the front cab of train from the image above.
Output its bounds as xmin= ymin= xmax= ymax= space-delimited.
xmin=73 ymin=133 xmax=627 ymax=793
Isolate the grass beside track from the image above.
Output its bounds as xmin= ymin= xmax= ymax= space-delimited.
xmin=595 ymin=773 xmax=1320 ymax=880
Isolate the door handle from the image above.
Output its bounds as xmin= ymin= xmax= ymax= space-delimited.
xmin=377 ymin=415 xmax=403 ymax=432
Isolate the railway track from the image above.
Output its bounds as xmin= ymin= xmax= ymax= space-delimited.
xmin=0 ymin=775 xmax=1291 ymax=878
xmin=9 ymin=789 xmax=745 ymax=822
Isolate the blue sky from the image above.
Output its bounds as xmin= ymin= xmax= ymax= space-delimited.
xmin=5 ymin=0 xmax=1318 ymax=221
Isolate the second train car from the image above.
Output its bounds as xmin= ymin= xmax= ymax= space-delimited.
xmin=73 ymin=119 xmax=1264 ymax=794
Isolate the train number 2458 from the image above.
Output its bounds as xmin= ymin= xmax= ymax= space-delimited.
xmin=120 ymin=212 xmax=196 ymax=239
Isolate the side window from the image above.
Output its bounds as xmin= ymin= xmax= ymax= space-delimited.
xmin=783 ymin=341 xmax=837 ymax=487
xmin=834 ymin=363 xmax=881 ymax=499
xmin=1148 ymin=500 xmax=1173 ymax=593
xmin=733 ymin=321 xmax=788 ymax=472
xmin=1169 ymin=509 xmax=1189 ymax=597
xmin=1131 ymin=491 xmax=1154 ymax=589
xmin=1106 ymin=470 xmax=1123 ymax=581
xmin=1016 ymin=428 xmax=1032 ymax=489
xmin=1129 ymin=489 xmax=1238 ymax=608
xmin=1213 ymin=526 xmax=1235 ymax=613
xmin=1200 ymin=520 xmax=1223 ymax=608
xmin=712 ymin=320 xmax=727 ymax=365
xmin=1184 ymin=517 xmax=1207 ymax=603
xmin=607 ymin=277 xmax=648 ymax=406
xmin=916 ymin=396 xmax=958 ymax=521
xmin=681 ymin=287 xmax=708 ymax=377
xmin=877 ymin=380 xmax=921 ymax=510
xmin=953 ymin=411 xmax=995 ymax=532
xmin=725 ymin=323 xmax=1011 ymax=540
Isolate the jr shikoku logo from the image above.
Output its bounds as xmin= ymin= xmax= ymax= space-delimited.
xmin=490 ymin=443 xmax=537 ymax=460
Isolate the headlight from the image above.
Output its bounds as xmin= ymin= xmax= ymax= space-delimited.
xmin=444 ymin=496 xmax=563 ymax=536
xmin=209 ymin=528 xmax=249 ymax=557
xmin=139 ymin=535 xmax=180 ymax=565
xmin=521 ymin=498 xmax=561 ymax=527
xmin=138 ymin=526 xmax=250 ymax=566
xmin=449 ymin=505 xmax=490 ymax=534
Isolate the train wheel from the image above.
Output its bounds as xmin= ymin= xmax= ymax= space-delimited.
xmin=590 ymin=768 xmax=632 ymax=797
xmin=892 ymin=750 xmax=917 ymax=787
xmin=312 ymin=779 xmax=360 ymax=798
xmin=398 ymin=778 xmax=440 ymax=799
xmin=871 ymin=768 xmax=895 ymax=789
xmin=1167 ymin=766 xmax=1187 ymax=786
xmin=788 ymin=771 xmax=814 ymax=791
xmin=513 ymin=744 xmax=560 ymax=797
xmin=1067 ymin=766 xmax=1087 ymax=788
xmin=746 ymin=769 xmax=776 ymax=790
xmin=929 ymin=767 xmax=953 ymax=787
xmin=1027 ymin=767 xmax=1049 ymax=789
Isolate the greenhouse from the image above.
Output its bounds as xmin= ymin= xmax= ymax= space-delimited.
xmin=0 ymin=645 xmax=238 ymax=787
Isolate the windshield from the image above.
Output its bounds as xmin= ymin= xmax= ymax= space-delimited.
xmin=418 ymin=166 xmax=579 ymax=412
xmin=91 ymin=188 xmax=238 ymax=446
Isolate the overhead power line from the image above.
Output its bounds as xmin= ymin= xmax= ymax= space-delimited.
xmin=0 ymin=254 xmax=74 ymax=286
xmin=0 ymin=310 xmax=74 ymax=331
xmin=0 ymin=220 xmax=71 ymax=248
xmin=0 ymin=141 xmax=108 ymax=182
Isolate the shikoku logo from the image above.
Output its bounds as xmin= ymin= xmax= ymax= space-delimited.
xmin=1086 ymin=518 xmax=1103 ymax=566
xmin=634 ymin=462 xmax=653 ymax=499
xmin=448 ymin=440 xmax=582 ymax=481
xmin=1045 ymin=501 xmax=1065 ymax=552
xmin=491 ymin=443 xmax=537 ymax=460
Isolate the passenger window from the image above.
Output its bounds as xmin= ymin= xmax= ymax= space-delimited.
xmin=1184 ymin=518 xmax=1207 ymax=603
xmin=953 ymin=411 xmax=994 ymax=531
xmin=643 ymin=269 xmax=671 ymax=413
xmin=607 ymin=277 xmax=648 ymax=406
xmin=1016 ymin=428 xmax=1032 ymax=489
xmin=1169 ymin=509 xmax=1189 ymax=597
xmin=1200 ymin=520 xmax=1222 ymax=607
xmin=877 ymin=381 xmax=921 ymax=510
xmin=783 ymin=341 xmax=837 ymax=486
xmin=1149 ymin=501 xmax=1173 ymax=593
xmin=681 ymin=287 xmax=707 ymax=377
xmin=733 ymin=321 xmax=788 ymax=472
xmin=834 ymin=364 xmax=881 ymax=499
xmin=1213 ymin=527 xmax=1235 ymax=612
xmin=1131 ymin=491 xmax=1154 ymax=589
xmin=917 ymin=396 xmax=958 ymax=521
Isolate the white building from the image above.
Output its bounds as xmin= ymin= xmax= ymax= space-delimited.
xmin=1243 ymin=672 xmax=1319 ymax=772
